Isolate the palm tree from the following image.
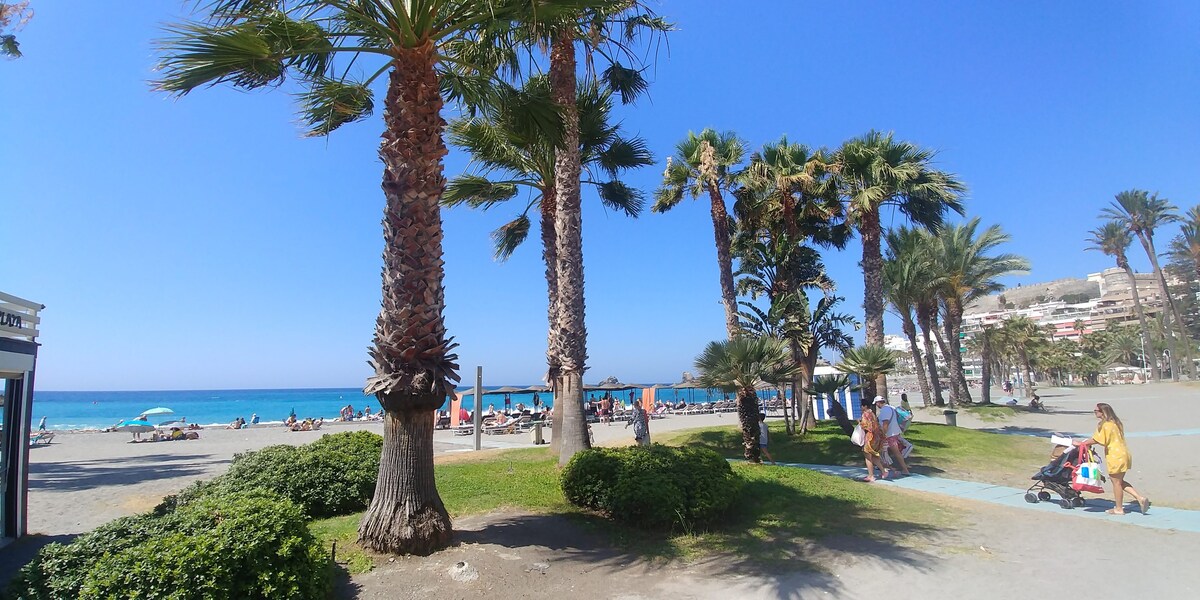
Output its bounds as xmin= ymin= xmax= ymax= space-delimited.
xmin=695 ymin=336 xmax=799 ymax=462
xmin=1 ymin=1 xmax=31 ymax=58
xmin=835 ymin=345 xmax=899 ymax=406
xmin=836 ymin=131 xmax=966 ymax=399
xmin=797 ymin=296 xmax=857 ymax=432
xmin=998 ymin=316 xmax=1044 ymax=398
xmin=655 ymin=129 xmax=748 ymax=337
xmin=154 ymin=0 xmax=590 ymax=555
xmin=1168 ymin=205 xmax=1200 ymax=284
xmin=885 ymin=227 xmax=941 ymax=407
xmin=1086 ymin=221 xmax=1160 ymax=381
xmin=805 ymin=374 xmax=856 ymax=435
xmin=542 ymin=2 xmax=670 ymax=466
xmin=934 ymin=218 xmax=1029 ymax=407
xmin=1103 ymin=190 xmax=1191 ymax=379
xmin=445 ymin=76 xmax=651 ymax=447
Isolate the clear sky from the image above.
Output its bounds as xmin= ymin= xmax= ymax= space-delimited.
xmin=3 ymin=1 xmax=1199 ymax=391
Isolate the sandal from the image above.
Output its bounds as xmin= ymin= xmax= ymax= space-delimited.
xmin=1105 ymin=508 xmax=1126 ymax=515
xmin=1139 ymin=498 xmax=1151 ymax=514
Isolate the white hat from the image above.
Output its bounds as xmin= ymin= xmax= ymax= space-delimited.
xmin=873 ymin=395 xmax=887 ymax=404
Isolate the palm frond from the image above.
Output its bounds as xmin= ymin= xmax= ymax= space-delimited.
xmin=443 ymin=175 xmax=522 ymax=208
xmin=595 ymin=180 xmax=644 ymax=216
xmin=490 ymin=214 xmax=532 ymax=260
xmin=296 ymin=77 xmax=373 ymax=136
xmin=600 ymin=62 xmax=648 ymax=104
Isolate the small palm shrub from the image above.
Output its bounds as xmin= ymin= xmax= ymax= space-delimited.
xmin=561 ymin=445 xmax=741 ymax=531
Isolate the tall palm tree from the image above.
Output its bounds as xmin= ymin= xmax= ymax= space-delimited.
xmin=655 ymin=129 xmax=748 ymax=337
xmin=1086 ymin=220 xmax=1160 ymax=381
xmin=542 ymin=2 xmax=669 ymax=466
xmin=835 ymin=345 xmax=899 ymax=406
xmin=444 ymin=76 xmax=651 ymax=445
xmin=154 ymin=0 xmax=591 ymax=555
xmin=836 ymin=131 xmax=966 ymax=399
xmin=934 ymin=218 xmax=1029 ymax=407
xmin=998 ymin=316 xmax=1044 ymax=398
xmin=885 ymin=227 xmax=941 ymax=407
xmin=695 ymin=335 xmax=799 ymax=462
xmin=1103 ymin=189 xmax=1191 ymax=379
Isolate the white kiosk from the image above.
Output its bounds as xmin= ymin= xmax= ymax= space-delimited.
xmin=1 ymin=291 xmax=43 ymax=542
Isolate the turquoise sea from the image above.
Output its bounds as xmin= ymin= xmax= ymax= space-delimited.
xmin=30 ymin=386 xmax=745 ymax=430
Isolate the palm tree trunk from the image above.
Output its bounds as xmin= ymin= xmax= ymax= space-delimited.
xmin=917 ymin=305 xmax=945 ymax=406
xmin=942 ymin=300 xmax=973 ymax=404
xmin=933 ymin=318 xmax=962 ymax=407
xmin=1120 ymin=260 xmax=1161 ymax=381
xmin=359 ymin=44 xmax=455 ymax=555
xmin=859 ymin=211 xmax=889 ymax=400
xmin=1018 ymin=349 xmax=1035 ymax=398
xmin=980 ymin=332 xmax=992 ymax=404
xmin=541 ymin=188 xmax=567 ymax=454
xmin=901 ymin=311 xmax=932 ymax=408
xmin=706 ymin=181 xmax=740 ymax=338
xmin=1146 ymin=242 xmax=1197 ymax=378
xmin=548 ymin=33 xmax=591 ymax=466
xmin=359 ymin=407 xmax=452 ymax=555
xmin=1138 ymin=234 xmax=1183 ymax=379
xmin=736 ymin=387 xmax=762 ymax=462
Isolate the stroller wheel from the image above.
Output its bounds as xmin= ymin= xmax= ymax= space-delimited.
xmin=1024 ymin=493 xmax=1038 ymax=504
xmin=1037 ymin=491 xmax=1052 ymax=502
xmin=1060 ymin=499 xmax=1074 ymax=510
xmin=1072 ymin=496 xmax=1085 ymax=507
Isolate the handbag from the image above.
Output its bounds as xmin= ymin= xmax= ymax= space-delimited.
xmin=1071 ymin=446 xmax=1105 ymax=494
xmin=850 ymin=424 xmax=865 ymax=446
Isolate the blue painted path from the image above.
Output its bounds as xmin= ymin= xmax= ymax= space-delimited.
xmin=779 ymin=462 xmax=1200 ymax=534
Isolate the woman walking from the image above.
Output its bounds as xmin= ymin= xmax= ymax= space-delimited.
xmin=1078 ymin=403 xmax=1150 ymax=515
xmin=860 ymin=408 xmax=888 ymax=482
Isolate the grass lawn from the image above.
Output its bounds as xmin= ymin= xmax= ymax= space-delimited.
xmin=312 ymin=443 xmax=961 ymax=573
xmin=661 ymin=420 xmax=1047 ymax=488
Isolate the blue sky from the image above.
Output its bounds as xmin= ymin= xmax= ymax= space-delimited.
xmin=3 ymin=1 xmax=1199 ymax=391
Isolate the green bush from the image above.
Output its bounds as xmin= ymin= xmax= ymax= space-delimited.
xmin=159 ymin=431 xmax=384 ymax=518
xmin=561 ymin=444 xmax=741 ymax=531
xmin=8 ymin=513 xmax=177 ymax=600
xmin=9 ymin=490 xmax=329 ymax=600
xmin=80 ymin=490 xmax=329 ymax=599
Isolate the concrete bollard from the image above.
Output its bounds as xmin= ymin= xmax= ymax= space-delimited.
xmin=531 ymin=422 xmax=545 ymax=444
xmin=943 ymin=410 xmax=958 ymax=427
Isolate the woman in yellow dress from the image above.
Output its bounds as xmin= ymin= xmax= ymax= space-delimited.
xmin=1079 ymin=403 xmax=1150 ymax=515
xmin=860 ymin=409 xmax=887 ymax=482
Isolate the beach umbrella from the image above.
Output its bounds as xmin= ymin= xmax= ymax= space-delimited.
xmin=114 ymin=419 xmax=155 ymax=433
xmin=140 ymin=407 xmax=174 ymax=416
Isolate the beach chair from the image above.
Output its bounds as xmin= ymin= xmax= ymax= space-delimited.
xmin=29 ymin=431 xmax=55 ymax=446
xmin=484 ymin=417 xmax=520 ymax=435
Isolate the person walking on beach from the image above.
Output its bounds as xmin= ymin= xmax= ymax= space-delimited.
xmin=1077 ymin=403 xmax=1150 ymax=515
xmin=625 ymin=401 xmax=650 ymax=446
xmin=874 ymin=396 xmax=911 ymax=476
xmin=38 ymin=416 xmax=47 ymax=431
xmin=758 ymin=414 xmax=776 ymax=465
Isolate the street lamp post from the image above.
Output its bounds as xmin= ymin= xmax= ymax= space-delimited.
xmin=1139 ymin=335 xmax=1148 ymax=383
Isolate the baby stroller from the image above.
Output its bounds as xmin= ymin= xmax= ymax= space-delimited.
xmin=1024 ymin=443 xmax=1103 ymax=509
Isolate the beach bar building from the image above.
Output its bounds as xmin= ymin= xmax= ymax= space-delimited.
xmin=0 ymin=291 xmax=42 ymax=542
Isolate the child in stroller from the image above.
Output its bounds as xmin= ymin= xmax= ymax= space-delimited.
xmin=1024 ymin=440 xmax=1103 ymax=509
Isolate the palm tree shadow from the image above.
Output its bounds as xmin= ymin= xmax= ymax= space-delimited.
xmin=453 ymin=477 xmax=941 ymax=599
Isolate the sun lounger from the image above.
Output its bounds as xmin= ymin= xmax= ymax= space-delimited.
xmin=29 ymin=431 xmax=54 ymax=445
xmin=484 ymin=418 xmax=520 ymax=435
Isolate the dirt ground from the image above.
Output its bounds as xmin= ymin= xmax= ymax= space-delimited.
xmin=345 ymin=498 xmax=1198 ymax=600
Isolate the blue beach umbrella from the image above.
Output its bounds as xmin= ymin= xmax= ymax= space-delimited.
xmin=114 ymin=419 xmax=155 ymax=433
xmin=140 ymin=407 xmax=175 ymax=417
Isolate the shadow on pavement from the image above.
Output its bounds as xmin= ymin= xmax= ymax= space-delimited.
xmin=29 ymin=453 xmax=224 ymax=492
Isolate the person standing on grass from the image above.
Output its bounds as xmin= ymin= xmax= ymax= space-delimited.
xmin=1078 ymin=403 xmax=1150 ymax=515
xmin=874 ymin=396 xmax=911 ymax=476
xmin=758 ymin=414 xmax=776 ymax=465
xmin=625 ymin=401 xmax=650 ymax=446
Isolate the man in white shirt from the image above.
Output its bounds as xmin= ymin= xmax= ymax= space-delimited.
xmin=874 ymin=396 xmax=911 ymax=476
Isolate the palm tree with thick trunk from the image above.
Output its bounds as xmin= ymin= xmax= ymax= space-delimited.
xmin=836 ymin=131 xmax=966 ymax=400
xmin=933 ymin=218 xmax=1029 ymax=408
xmin=155 ymin=0 xmax=593 ymax=555
xmin=1086 ymin=221 xmax=1160 ymax=381
xmin=1104 ymin=190 xmax=1191 ymax=379
xmin=655 ymin=129 xmax=748 ymax=337
xmin=695 ymin=336 xmax=799 ymax=462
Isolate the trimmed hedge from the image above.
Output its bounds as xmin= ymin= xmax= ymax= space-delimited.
xmin=9 ymin=489 xmax=329 ymax=600
xmin=561 ymin=444 xmax=741 ymax=531
xmin=162 ymin=430 xmax=383 ymax=518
